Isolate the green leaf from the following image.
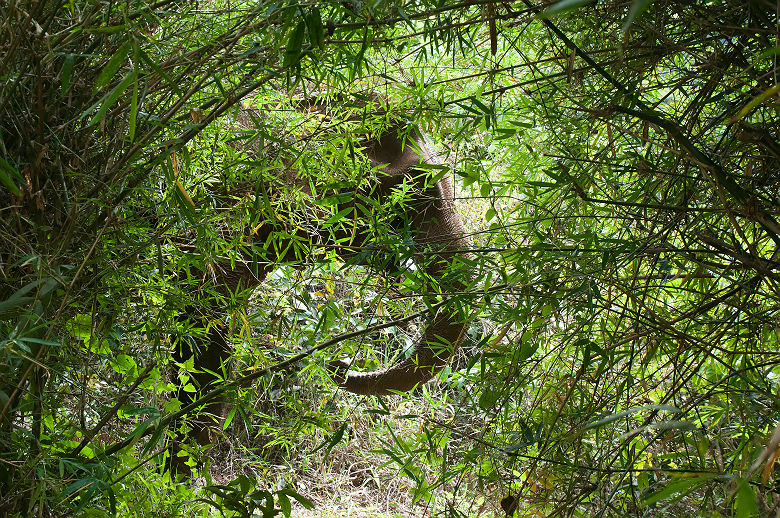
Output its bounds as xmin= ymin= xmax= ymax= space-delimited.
xmin=278 ymin=491 xmax=291 ymax=517
xmin=138 ymin=49 xmax=182 ymax=96
xmin=111 ymin=354 xmax=138 ymax=378
xmin=95 ymin=42 xmax=130 ymax=90
xmin=283 ymin=20 xmax=306 ymax=68
xmin=128 ymin=67 xmax=138 ymax=141
xmin=540 ymin=0 xmax=595 ymax=18
xmin=584 ymin=404 xmax=681 ymax=430
xmin=0 ymin=156 xmax=21 ymax=196
xmin=67 ymin=313 xmax=92 ymax=339
xmin=324 ymin=422 xmax=347 ymax=460
xmin=494 ymin=127 xmax=518 ymax=140
xmin=314 ymin=193 xmax=353 ymax=206
xmin=60 ymin=476 xmax=97 ymax=502
xmin=350 ymin=27 xmax=369 ymax=82
xmin=0 ymin=278 xmax=57 ymax=318
xmin=642 ymin=473 xmax=720 ymax=507
xmin=87 ymin=25 xmax=126 ymax=34
xmin=86 ymin=72 xmax=134 ymax=127
xmin=470 ymin=97 xmax=491 ymax=116
xmin=321 ymin=206 xmax=353 ymax=228
xmin=735 ymin=479 xmax=758 ymax=518
xmin=222 ymin=406 xmax=237 ymax=431
xmin=478 ymin=386 xmax=501 ymax=409
xmin=126 ymin=417 xmax=156 ymax=447
xmin=517 ymin=336 xmax=537 ymax=362
xmin=120 ymin=406 xmax=159 ymax=417
xmin=306 ymin=8 xmax=325 ymax=50
xmin=622 ymin=0 xmax=654 ymax=32
xmin=61 ymin=54 xmax=74 ymax=94
xmin=143 ymin=422 xmax=167 ymax=454
xmin=623 ymin=420 xmax=696 ymax=439
xmin=279 ymin=488 xmax=314 ymax=510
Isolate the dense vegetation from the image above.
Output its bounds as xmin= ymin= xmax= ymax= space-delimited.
xmin=1 ymin=0 xmax=779 ymax=516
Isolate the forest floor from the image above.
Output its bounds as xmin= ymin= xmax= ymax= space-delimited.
xmin=197 ymin=389 xmax=489 ymax=518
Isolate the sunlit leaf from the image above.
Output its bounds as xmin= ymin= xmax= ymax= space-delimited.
xmin=584 ymin=405 xmax=682 ymax=430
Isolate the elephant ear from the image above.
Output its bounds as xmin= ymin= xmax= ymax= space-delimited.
xmin=334 ymin=122 xmax=472 ymax=396
xmin=302 ymin=93 xmax=433 ymax=177
xmin=365 ymin=124 xmax=431 ymax=177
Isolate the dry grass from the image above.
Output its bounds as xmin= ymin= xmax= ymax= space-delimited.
xmin=196 ymin=387 xmax=489 ymax=518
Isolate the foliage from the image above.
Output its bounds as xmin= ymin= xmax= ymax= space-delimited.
xmin=1 ymin=0 xmax=779 ymax=516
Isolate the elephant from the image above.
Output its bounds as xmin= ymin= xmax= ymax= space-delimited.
xmin=169 ymin=95 xmax=471 ymax=465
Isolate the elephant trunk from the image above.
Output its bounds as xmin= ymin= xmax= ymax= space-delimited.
xmin=337 ymin=174 xmax=471 ymax=395
xmin=338 ymin=307 xmax=468 ymax=395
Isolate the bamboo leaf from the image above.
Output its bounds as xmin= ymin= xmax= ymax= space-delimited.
xmin=138 ymin=49 xmax=183 ymax=96
xmin=306 ymin=8 xmax=325 ymax=50
xmin=584 ymin=405 xmax=681 ymax=430
xmin=735 ymin=479 xmax=758 ymax=518
xmin=540 ymin=0 xmax=595 ymax=18
xmin=61 ymin=54 xmax=74 ymax=94
xmin=87 ymin=73 xmax=134 ymax=127
xmin=0 ymin=156 xmax=21 ymax=196
xmin=622 ymin=0 xmax=654 ymax=32
xmin=321 ymin=206 xmax=353 ymax=229
xmin=642 ymin=473 xmax=720 ymax=507
xmin=279 ymin=488 xmax=314 ymax=510
xmin=731 ymin=84 xmax=780 ymax=122
xmin=95 ymin=43 xmax=130 ymax=90
xmin=283 ymin=20 xmax=306 ymax=68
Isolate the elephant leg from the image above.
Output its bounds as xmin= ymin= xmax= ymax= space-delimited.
xmin=167 ymin=312 xmax=232 ymax=474
xmin=166 ymin=258 xmax=275 ymax=474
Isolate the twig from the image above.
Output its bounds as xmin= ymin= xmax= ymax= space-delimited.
xmin=96 ymin=299 xmax=456 ymax=459
xmin=71 ymin=362 xmax=157 ymax=457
